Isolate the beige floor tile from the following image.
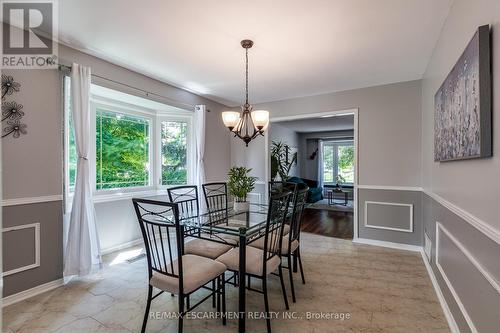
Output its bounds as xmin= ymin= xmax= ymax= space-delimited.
xmin=3 ymin=233 xmax=450 ymax=333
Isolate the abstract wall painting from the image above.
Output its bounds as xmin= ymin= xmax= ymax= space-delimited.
xmin=434 ymin=25 xmax=492 ymax=162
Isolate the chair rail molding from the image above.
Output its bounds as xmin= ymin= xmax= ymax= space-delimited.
xmin=364 ymin=201 xmax=414 ymax=233
xmin=424 ymin=190 xmax=500 ymax=245
xmin=2 ymin=222 xmax=41 ymax=276
xmin=357 ymin=185 xmax=423 ymax=191
xmin=2 ymin=195 xmax=63 ymax=206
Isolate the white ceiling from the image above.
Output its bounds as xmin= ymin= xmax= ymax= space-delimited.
xmin=274 ymin=115 xmax=354 ymax=133
xmin=58 ymin=0 xmax=453 ymax=106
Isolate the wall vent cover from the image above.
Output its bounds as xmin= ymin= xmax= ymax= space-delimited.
xmin=424 ymin=232 xmax=432 ymax=261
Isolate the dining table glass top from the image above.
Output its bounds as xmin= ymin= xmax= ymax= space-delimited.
xmin=139 ymin=195 xmax=270 ymax=238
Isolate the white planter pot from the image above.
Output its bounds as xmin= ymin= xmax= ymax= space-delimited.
xmin=233 ymin=200 xmax=250 ymax=212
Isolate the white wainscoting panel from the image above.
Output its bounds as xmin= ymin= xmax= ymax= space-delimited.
xmin=2 ymin=223 xmax=41 ymax=276
xmin=436 ymin=222 xmax=500 ymax=333
xmin=364 ymin=201 xmax=414 ymax=233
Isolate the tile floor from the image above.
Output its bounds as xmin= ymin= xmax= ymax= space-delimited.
xmin=3 ymin=233 xmax=450 ymax=333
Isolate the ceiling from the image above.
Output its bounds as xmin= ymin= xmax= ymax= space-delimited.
xmin=274 ymin=115 xmax=354 ymax=133
xmin=57 ymin=0 xmax=453 ymax=106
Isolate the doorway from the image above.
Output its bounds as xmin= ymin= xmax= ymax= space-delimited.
xmin=265 ymin=109 xmax=358 ymax=239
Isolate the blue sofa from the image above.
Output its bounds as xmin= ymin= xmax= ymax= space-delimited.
xmin=288 ymin=177 xmax=323 ymax=203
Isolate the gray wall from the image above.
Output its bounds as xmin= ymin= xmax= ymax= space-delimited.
xmin=421 ymin=0 xmax=500 ymax=232
xmin=230 ymin=80 xmax=423 ymax=245
xmin=420 ymin=0 xmax=500 ymax=331
xmin=3 ymin=202 xmax=63 ymax=296
xmin=2 ymin=42 xmax=231 ymax=297
xmin=269 ymin=123 xmax=301 ymax=177
xmin=269 ymin=123 xmax=300 ymax=148
xmin=422 ymin=194 xmax=500 ymax=333
xmin=231 ymin=79 xmax=422 ymax=187
xmin=358 ymin=189 xmax=422 ymax=246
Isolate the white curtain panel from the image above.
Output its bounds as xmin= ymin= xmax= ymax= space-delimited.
xmin=195 ymin=105 xmax=206 ymax=212
xmin=317 ymin=139 xmax=324 ymax=189
xmin=64 ymin=63 xmax=101 ymax=276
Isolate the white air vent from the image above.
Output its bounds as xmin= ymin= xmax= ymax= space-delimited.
xmin=424 ymin=232 xmax=432 ymax=261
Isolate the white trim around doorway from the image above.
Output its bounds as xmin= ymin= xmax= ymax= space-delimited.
xmin=264 ymin=108 xmax=359 ymax=239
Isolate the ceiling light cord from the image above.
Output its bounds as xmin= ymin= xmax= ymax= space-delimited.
xmin=245 ymin=47 xmax=249 ymax=106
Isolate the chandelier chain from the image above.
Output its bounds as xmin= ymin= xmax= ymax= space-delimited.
xmin=245 ymin=48 xmax=249 ymax=105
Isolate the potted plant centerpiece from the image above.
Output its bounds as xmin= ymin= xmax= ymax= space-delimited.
xmin=228 ymin=166 xmax=257 ymax=212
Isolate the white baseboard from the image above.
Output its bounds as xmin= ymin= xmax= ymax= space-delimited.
xmin=352 ymin=237 xmax=422 ymax=252
xmin=100 ymin=238 xmax=143 ymax=255
xmin=2 ymin=278 xmax=65 ymax=307
xmin=420 ymin=249 xmax=460 ymax=333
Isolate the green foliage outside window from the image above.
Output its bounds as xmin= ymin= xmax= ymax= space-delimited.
xmin=322 ymin=143 xmax=354 ymax=184
xmin=338 ymin=145 xmax=354 ymax=183
xmin=162 ymin=121 xmax=188 ymax=185
xmin=96 ymin=110 xmax=150 ymax=190
xmin=68 ymin=111 xmax=77 ymax=191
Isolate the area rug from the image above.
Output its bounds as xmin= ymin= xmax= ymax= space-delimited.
xmin=307 ymin=199 xmax=354 ymax=212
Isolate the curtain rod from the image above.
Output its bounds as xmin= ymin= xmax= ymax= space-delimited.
xmin=58 ymin=64 xmax=210 ymax=112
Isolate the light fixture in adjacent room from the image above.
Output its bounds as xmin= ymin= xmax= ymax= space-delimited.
xmin=222 ymin=39 xmax=269 ymax=146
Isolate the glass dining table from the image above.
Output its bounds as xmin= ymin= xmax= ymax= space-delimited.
xmin=140 ymin=195 xmax=271 ymax=333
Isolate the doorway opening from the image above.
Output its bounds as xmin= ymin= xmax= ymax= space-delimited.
xmin=265 ymin=109 xmax=358 ymax=240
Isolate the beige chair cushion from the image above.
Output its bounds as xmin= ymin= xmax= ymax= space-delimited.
xmin=184 ymin=238 xmax=233 ymax=259
xmin=283 ymin=224 xmax=290 ymax=235
xmin=249 ymin=234 xmax=299 ymax=255
xmin=150 ymin=254 xmax=226 ymax=294
xmin=216 ymin=246 xmax=280 ymax=277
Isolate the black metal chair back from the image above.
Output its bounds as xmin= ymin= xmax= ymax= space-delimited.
xmin=268 ymin=181 xmax=297 ymax=198
xmin=262 ymin=191 xmax=292 ymax=273
xmin=202 ymin=182 xmax=228 ymax=223
xmin=288 ymin=184 xmax=309 ymax=242
xmin=132 ymin=198 xmax=184 ymax=291
xmin=167 ymin=185 xmax=199 ymax=221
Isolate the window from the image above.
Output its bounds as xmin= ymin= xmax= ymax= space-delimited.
xmin=95 ymin=108 xmax=150 ymax=190
xmin=64 ymin=78 xmax=194 ymax=198
xmin=323 ymin=141 xmax=354 ymax=185
xmin=161 ymin=120 xmax=188 ymax=185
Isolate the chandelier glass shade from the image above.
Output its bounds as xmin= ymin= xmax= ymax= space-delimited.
xmin=222 ymin=39 xmax=269 ymax=146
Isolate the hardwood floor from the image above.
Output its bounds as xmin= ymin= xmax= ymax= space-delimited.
xmin=301 ymin=208 xmax=353 ymax=239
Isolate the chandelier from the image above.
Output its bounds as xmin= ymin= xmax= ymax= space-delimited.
xmin=222 ymin=40 xmax=269 ymax=146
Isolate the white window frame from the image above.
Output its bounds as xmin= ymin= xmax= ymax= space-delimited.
xmin=90 ymin=95 xmax=155 ymax=195
xmin=156 ymin=114 xmax=195 ymax=188
xmin=323 ymin=140 xmax=354 ymax=186
xmin=63 ymin=79 xmax=195 ymax=205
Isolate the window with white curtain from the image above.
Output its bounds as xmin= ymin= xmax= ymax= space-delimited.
xmin=322 ymin=140 xmax=354 ymax=185
xmin=63 ymin=76 xmax=194 ymax=199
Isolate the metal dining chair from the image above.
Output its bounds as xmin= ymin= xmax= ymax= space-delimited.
xmin=202 ymin=182 xmax=240 ymax=245
xmin=281 ymin=184 xmax=308 ymax=302
xmin=216 ymin=191 xmax=292 ymax=333
xmin=168 ymin=185 xmax=233 ymax=260
xmin=202 ymin=182 xmax=229 ymax=221
xmin=132 ymin=198 xmax=227 ymax=333
xmin=268 ymin=181 xmax=298 ymax=236
xmin=253 ymin=183 xmax=308 ymax=302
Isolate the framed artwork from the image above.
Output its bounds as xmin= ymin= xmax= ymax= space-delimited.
xmin=434 ymin=25 xmax=492 ymax=162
